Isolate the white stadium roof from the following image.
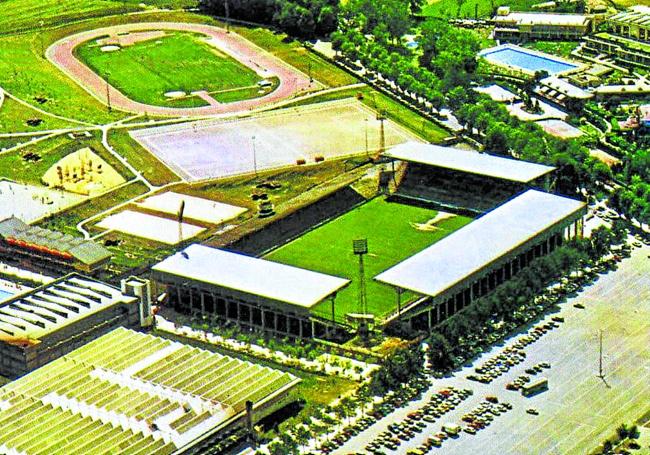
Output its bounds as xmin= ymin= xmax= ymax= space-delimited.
xmin=153 ymin=244 xmax=350 ymax=309
xmin=494 ymin=12 xmax=591 ymax=27
xmin=383 ymin=142 xmax=556 ymax=183
xmin=375 ymin=190 xmax=586 ymax=298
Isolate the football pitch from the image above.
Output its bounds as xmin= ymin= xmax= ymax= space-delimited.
xmin=75 ymin=31 xmax=264 ymax=108
xmin=265 ymin=197 xmax=473 ymax=322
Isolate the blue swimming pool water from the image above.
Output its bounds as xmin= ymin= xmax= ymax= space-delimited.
xmin=0 ymin=289 xmax=13 ymax=302
xmin=482 ymin=47 xmax=577 ymax=75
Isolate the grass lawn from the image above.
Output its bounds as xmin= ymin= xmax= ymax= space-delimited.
xmin=420 ymin=0 xmax=541 ymax=18
xmin=0 ymin=97 xmax=79 ymax=133
xmin=0 ymin=0 xmax=197 ymax=35
xmin=76 ymin=32 xmax=263 ymax=107
xmin=108 ymin=128 xmax=181 ymax=186
xmin=265 ymin=197 xmax=473 ymax=322
xmin=0 ymin=131 xmax=133 ymax=185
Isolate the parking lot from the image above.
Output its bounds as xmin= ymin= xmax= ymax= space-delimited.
xmin=334 ymin=243 xmax=650 ymax=455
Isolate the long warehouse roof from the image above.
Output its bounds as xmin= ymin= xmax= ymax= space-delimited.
xmin=375 ymin=190 xmax=586 ymax=298
xmin=383 ymin=142 xmax=556 ymax=183
xmin=0 ymin=327 xmax=300 ymax=455
xmin=0 ymin=274 xmax=136 ymax=344
xmin=153 ymin=244 xmax=350 ymax=309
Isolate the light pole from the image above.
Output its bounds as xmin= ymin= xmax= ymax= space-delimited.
xmin=252 ymin=135 xmax=257 ymax=177
xmin=364 ymin=118 xmax=369 ymax=158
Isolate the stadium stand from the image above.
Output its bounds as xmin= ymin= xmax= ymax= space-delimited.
xmin=0 ymin=327 xmax=300 ymax=455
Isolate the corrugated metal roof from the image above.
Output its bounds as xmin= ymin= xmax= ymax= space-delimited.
xmin=0 ymin=274 xmax=136 ymax=341
xmin=0 ymin=217 xmax=111 ymax=265
xmin=375 ymin=190 xmax=585 ymax=298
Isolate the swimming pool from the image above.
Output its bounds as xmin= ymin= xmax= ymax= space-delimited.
xmin=0 ymin=289 xmax=13 ymax=302
xmin=480 ymin=45 xmax=578 ymax=75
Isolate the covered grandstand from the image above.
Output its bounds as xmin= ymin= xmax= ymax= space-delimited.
xmin=0 ymin=327 xmax=300 ymax=455
xmin=384 ymin=142 xmax=556 ymax=214
xmin=375 ymin=189 xmax=586 ymax=330
xmin=152 ymin=244 xmax=350 ymax=338
xmin=0 ymin=274 xmax=150 ymax=378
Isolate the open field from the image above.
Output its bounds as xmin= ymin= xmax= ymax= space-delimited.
xmin=130 ymin=98 xmax=421 ymax=181
xmin=265 ymin=197 xmax=473 ymax=322
xmin=335 ymin=243 xmax=650 ymax=455
xmin=0 ymin=132 xmax=132 ymax=185
xmin=75 ymin=31 xmax=265 ymax=108
xmin=48 ymin=22 xmax=312 ymax=116
xmin=0 ymin=96 xmax=79 ymax=133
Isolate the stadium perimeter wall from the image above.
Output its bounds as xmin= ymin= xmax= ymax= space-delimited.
xmin=227 ymin=185 xmax=366 ymax=256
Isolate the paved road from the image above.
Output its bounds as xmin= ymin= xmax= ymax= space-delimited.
xmin=46 ymin=22 xmax=313 ymax=117
xmin=334 ymin=243 xmax=650 ymax=455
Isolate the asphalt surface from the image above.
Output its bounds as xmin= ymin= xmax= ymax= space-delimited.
xmin=334 ymin=243 xmax=650 ymax=455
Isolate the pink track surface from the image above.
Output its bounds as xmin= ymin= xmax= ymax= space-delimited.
xmin=46 ymin=22 xmax=312 ymax=117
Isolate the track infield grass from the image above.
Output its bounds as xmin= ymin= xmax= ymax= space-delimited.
xmin=75 ymin=31 xmax=264 ymax=108
xmin=265 ymin=197 xmax=473 ymax=322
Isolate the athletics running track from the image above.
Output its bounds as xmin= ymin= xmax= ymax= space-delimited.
xmin=46 ymin=22 xmax=313 ymax=117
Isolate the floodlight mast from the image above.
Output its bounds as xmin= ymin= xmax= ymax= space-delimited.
xmin=353 ymin=239 xmax=368 ymax=315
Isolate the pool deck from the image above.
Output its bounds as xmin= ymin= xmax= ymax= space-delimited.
xmin=480 ymin=43 xmax=586 ymax=76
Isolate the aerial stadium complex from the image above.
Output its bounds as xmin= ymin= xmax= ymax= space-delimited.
xmin=0 ymin=327 xmax=300 ymax=455
xmin=0 ymin=274 xmax=152 ymax=378
xmin=151 ymin=144 xmax=586 ymax=337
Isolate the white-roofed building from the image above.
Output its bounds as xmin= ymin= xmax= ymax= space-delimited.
xmin=384 ymin=143 xmax=555 ymax=184
xmin=473 ymin=84 xmax=520 ymax=104
xmin=375 ymin=190 xmax=586 ymax=331
xmin=493 ymin=10 xmax=592 ymax=41
xmin=152 ymin=244 xmax=350 ymax=338
xmin=383 ymin=142 xmax=556 ymax=214
xmin=0 ymin=273 xmax=151 ymax=378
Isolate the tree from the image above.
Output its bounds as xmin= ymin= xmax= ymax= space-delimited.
xmin=427 ymin=332 xmax=454 ymax=370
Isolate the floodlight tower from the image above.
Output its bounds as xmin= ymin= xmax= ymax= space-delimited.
xmin=177 ymin=199 xmax=185 ymax=245
xmin=353 ymin=239 xmax=368 ymax=315
xmin=597 ymin=329 xmax=605 ymax=380
xmin=376 ymin=110 xmax=386 ymax=161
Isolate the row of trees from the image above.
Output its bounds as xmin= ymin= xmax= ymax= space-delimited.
xmin=455 ymin=96 xmax=613 ymax=195
xmin=425 ymin=242 xmax=595 ymax=367
xmin=200 ymin=0 xmax=338 ymax=38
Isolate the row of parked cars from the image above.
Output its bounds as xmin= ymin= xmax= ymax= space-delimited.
xmin=459 ymin=396 xmax=513 ymax=435
xmin=363 ymin=387 xmax=473 ymax=454
xmin=319 ymin=377 xmax=433 ymax=454
xmin=505 ymin=362 xmax=551 ymax=391
xmin=467 ymin=347 xmax=526 ymax=384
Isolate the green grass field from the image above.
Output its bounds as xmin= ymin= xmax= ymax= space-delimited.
xmin=76 ymin=32 xmax=264 ymax=107
xmin=265 ymin=197 xmax=473 ymax=322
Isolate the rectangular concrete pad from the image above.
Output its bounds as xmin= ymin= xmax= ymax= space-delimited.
xmin=97 ymin=210 xmax=205 ymax=245
xmin=129 ymin=99 xmax=422 ymax=182
xmin=0 ymin=180 xmax=86 ymax=224
xmin=136 ymin=192 xmax=247 ymax=225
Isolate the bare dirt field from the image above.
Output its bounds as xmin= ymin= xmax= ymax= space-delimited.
xmin=129 ymin=98 xmax=422 ymax=182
